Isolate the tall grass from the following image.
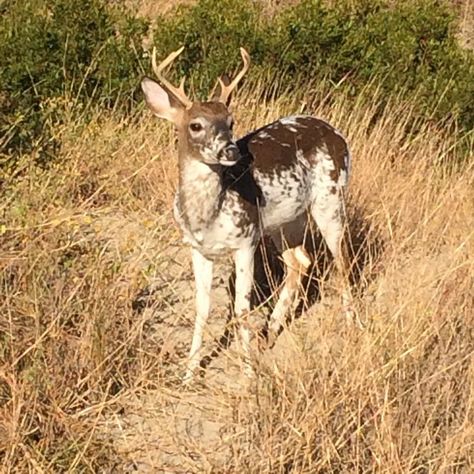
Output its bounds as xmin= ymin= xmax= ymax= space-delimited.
xmin=1 ymin=81 xmax=473 ymax=471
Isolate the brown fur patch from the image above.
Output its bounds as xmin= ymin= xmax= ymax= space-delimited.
xmin=238 ymin=116 xmax=348 ymax=180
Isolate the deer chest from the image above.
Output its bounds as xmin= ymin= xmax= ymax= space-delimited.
xmin=173 ymin=191 xmax=258 ymax=256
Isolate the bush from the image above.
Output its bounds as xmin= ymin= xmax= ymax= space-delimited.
xmin=152 ymin=0 xmax=266 ymax=96
xmin=270 ymin=0 xmax=474 ymax=128
xmin=152 ymin=0 xmax=474 ymax=130
xmin=0 ymin=0 xmax=148 ymax=165
xmin=1 ymin=0 xmax=473 ymax=169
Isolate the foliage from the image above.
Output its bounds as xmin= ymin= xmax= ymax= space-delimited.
xmin=0 ymin=0 xmax=148 ymax=164
xmin=270 ymin=0 xmax=474 ymax=127
xmin=152 ymin=0 xmax=266 ymax=96
xmin=1 ymin=0 xmax=473 ymax=168
xmin=153 ymin=0 xmax=474 ymax=129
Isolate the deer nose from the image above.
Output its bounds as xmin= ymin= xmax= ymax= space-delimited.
xmin=217 ymin=142 xmax=240 ymax=165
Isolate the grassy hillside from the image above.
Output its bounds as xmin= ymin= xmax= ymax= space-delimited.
xmin=1 ymin=80 xmax=473 ymax=470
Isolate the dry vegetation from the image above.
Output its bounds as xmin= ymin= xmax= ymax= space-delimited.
xmin=1 ymin=81 xmax=473 ymax=472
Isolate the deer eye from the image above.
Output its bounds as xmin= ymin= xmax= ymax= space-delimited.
xmin=229 ymin=120 xmax=234 ymax=131
xmin=189 ymin=122 xmax=203 ymax=133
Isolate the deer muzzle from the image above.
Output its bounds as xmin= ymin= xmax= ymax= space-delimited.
xmin=217 ymin=142 xmax=240 ymax=166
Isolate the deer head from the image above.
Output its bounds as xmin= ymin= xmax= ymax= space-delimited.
xmin=141 ymin=47 xmax=250 ymax=167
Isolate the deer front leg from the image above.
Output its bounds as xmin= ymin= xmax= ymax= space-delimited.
xmin=234 ymin=245 xmax=255 ymax=377
xmin=184 ymin=248 xmax=213 ymax=383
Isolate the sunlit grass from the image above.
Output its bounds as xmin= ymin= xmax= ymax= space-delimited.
xmin=1 ymin=78 xmax=473 ymax=471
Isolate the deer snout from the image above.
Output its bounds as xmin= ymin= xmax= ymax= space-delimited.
xmin=217 ymin=142 xmax=240 ymax=166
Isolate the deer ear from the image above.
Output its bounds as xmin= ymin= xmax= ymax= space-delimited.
xmin=141 ymin=77 xmax=183 ymax=123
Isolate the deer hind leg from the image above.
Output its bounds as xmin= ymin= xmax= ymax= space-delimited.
xmin=266 ymin=216 xmax=311 ymax=345
xmin=267 ymin=245 xmax=311 ymax=345
xmin=311 ymin=191 xmax=363 ymax=328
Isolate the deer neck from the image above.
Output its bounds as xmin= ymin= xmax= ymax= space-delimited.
xmin=177 ymin=154 xmax=224 ymax=234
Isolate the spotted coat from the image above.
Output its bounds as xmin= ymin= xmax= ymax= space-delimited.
xmin=174 ymin=115 xmax=350 ymax=256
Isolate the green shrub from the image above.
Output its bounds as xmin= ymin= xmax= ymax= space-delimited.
xmin=152 ymin=0 xmax=266 ymax=97
xmin=152 ymin=0 xmax=474 ymax=131
xmin=1 ymin=0 xmax=473 ymax=170
xmin=270 ymin=0 xmax=474 ymax=128
xmin=0 ymin=0 xmax=148 ymax=165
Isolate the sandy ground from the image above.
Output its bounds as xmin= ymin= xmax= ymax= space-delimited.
xmin=86 ymin=210 xmax=340 ymax=472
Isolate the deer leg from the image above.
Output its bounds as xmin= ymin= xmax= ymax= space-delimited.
xmin=234 ymin=245 xmax=256 ymax=377
xmin=267 ymin=246 xmax=311 ymax=345
xmin=184 ymin=248 xmax=214 ymax=383
xmin=312 ymin=197 xmax=363 ymax=329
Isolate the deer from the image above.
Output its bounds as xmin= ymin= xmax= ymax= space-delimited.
xmin=141 ymin=46 xmax=358 ymax=383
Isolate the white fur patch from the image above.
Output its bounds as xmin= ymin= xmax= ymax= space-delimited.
xmin=257 ymin=131 xmax=272 ymax=139
xmin=255 ymin=165 xmax=310 ymax=231
xmin=296 ymin=148 xmax=311 ymax=169
xmin=175 ymin=162 xmax=257 ymax=256
xmin=279 ymin=116 xmax=301 ymax=126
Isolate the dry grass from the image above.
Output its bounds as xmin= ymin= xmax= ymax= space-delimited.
xmin=122 ymin=0 xmax=194 ymax=18
xmin=458 ymin=0 xmax=474 ymax=49
xmin=1 ymin=81 xmax=473 ymax=472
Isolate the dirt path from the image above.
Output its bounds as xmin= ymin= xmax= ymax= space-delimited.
xmin=88 ymin=210 xmax=336 ymax=472
xmin=86 ymin=211 xmax=244 ymax=471
xmin=103 ymin=256 xmax=258 ymax=472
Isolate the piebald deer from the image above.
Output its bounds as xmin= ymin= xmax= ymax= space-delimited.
xmin=141 ymin=47 xmax=357 ymax=382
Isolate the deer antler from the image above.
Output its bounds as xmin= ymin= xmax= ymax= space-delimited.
xmin=217 ymin=47 xmax=250 ymax=104
xmin=152 ymin=46 xmax=193 ymax=109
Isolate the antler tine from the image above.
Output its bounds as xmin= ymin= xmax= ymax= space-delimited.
xmin=218 ymin=47 xmax=251 ymax=104
xmin=178 ymin=76 xmax=187 ymax=96
xmin=151 ymin=46 xmax=192 ymax=109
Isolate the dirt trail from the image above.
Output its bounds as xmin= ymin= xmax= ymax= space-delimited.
xmin=83 ymin=211 xmax=238 ymax=471
xmin=88 ymin=211 xmax=334 ymax=472
xmin=103 ymin=257 xmax=255 ymax=472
